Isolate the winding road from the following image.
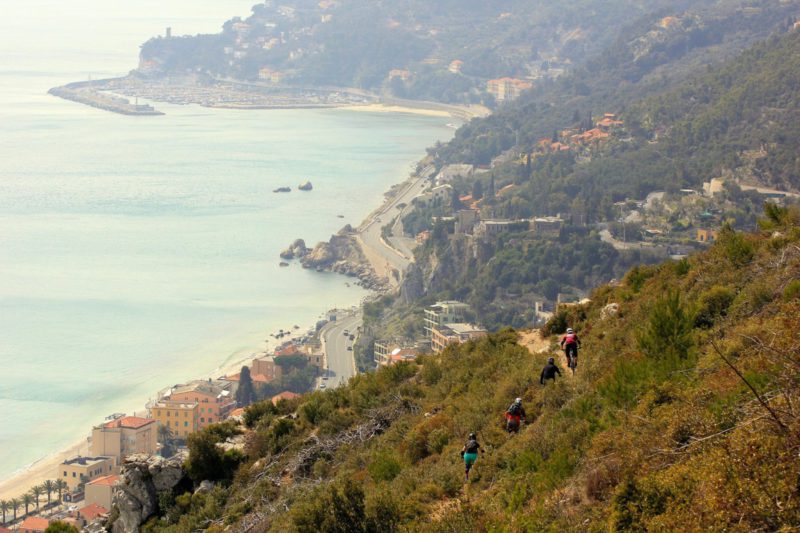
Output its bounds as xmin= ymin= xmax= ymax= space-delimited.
xmin=320 ymin=165 xmax=435 ymax=387
xmin=319 ymin=312 xmax=361 ymax=388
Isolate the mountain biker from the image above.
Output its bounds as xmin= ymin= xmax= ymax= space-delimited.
xmin=540 ymin=356 xmax=562 ymax=385
xmin=560 ymin=327 xmax=581 ymax=368
xmin=505 ymin=397 xmax=527 ymax=433
xmin=460 ymin=433 xmax=482 ymax=481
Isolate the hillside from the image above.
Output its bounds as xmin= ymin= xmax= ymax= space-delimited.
xmin=376 ymin=27 xmax=800 ymax=338
xmin=105 ymin=205 xmax=800 ymax=531
xmin=136 ymin=0 xmax=733 ymax=103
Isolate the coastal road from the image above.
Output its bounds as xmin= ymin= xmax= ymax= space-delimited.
xmin=356 ymin=165 xmax=434 ymax=286
xmin=320 ymin=312 xmax=362 ymax=388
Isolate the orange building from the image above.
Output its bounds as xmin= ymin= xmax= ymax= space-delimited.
xmin=90 ymin=416 xmax=157 ymax=462
xmin=165 ymin=380 xmax=234 ymax=429
xmin=84 ymin=474 xmax=119 ymax=510
xmin=697 ymin=228 xmax=719 ymax=243
xmin=151 ymin=400 xmax=199 ymax=439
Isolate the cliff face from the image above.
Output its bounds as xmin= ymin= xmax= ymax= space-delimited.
xmin=109 ymin=454 xmax=187 ymax=533
xmin=107 ymin=206 xmax=800 ymax=531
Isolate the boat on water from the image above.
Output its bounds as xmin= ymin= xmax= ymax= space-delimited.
xmin=273 ymin=186 xmax=291 ymax=193
xmin=279 ymin=261 xmax=289 ymax=267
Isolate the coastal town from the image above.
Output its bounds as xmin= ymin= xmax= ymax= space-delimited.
xmin=0 ymin=296 xmax=488 ymax=532
xmin=3 ymin=101 xmax=796 ymax=530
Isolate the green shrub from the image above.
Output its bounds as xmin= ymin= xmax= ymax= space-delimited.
xmin=427 ymin=428 xmax=450 ymax=454
xmin=637 ymin=291 xmax=694 ymax=362
xmin=784 ymin=280 xmax=800 ymax=300
xmin=368 ymin=453 xmax=403 ymax=482
xmin=420 ymin=358 xmax=443 ymax=385
xmin=693 ymin=285 xmax=736 ymax=328
xmin=718 ymin=225 xmax=754 ymax=267
xmin=243 ymin=401 xmax=277 ymax=429
xmin=543 ymin=309 xmax=568 ymax=335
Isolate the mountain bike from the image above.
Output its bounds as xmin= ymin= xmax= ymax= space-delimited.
xmin=565 ymin=345 xmax=578 ymax=375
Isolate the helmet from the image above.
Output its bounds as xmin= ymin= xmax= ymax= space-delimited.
xmin=515 ymin=397 xmax=522 ymax=404
xmin=469 ymin=433 xmax=476 ymax=440
xmin=548 ymin=357 xmax=555 ymax=364
xmin=566 ymin=328 xmax=574 ymax=334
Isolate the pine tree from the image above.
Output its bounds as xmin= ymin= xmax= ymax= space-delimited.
xmin=236 ymin=366 xmax=255 ymax=407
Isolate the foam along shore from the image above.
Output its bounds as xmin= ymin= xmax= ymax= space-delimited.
xmin=341 ymin=101 xmax=490 ymax=120
xmin=0 ymin=438 xmax=88 ymax=501
xmin=0 ymin=315 xmax=326 ymax=501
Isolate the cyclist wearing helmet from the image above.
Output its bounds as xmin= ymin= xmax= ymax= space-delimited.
xmin=505 ymin=397 xmax=527 ymax=433
xmin=560 ymin=327 xmax=581 ymax=369
xmin=540 ymin=356 xmax=562 ymax=385
xmin=460 ymin=432 xmax=482 ymax=481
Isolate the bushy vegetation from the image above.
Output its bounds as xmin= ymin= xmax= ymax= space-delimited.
xmin=137 ymin=207 xmax=800 ymax=531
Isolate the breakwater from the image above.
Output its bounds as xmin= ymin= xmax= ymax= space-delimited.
xmin=48 ymin=80 xmax=164 ymax=116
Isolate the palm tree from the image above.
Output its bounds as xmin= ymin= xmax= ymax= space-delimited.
xmin=30 ymin=485 xmax=43 ymax=513
xmin=10 ymin=498 xmax=20 ymax=521
xmin=55 ymin=479 xmax=68 ymax=501
xmin=158 ymin=424 xmax=175 ymax=457
xmin=22 ymin=493 xmax=33 ymax=517
xmin=1 ymin=500 xmax=9 ymax=525
xmin=43 ymin=480 xmax=55 ymax=506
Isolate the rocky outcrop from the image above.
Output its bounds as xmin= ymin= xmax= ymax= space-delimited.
xmin=281 ymin=231 xmax=389 ymax=291
xmin=111 ymin=454 xmax=187 ymax=533
xmin=601 ymin=302 xmax=620 ymax=319
xmin=302 ymin=241 xmax=336 ymax=267
xmin=280 ymin=238 xmax=308 ymax=260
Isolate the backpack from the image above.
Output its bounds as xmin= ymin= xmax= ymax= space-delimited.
xmin=564 ymin=333 xmax=578 ymax=345
xmin=507 ymin=403 xmax=521 ymax=416
xmin=465 ymin=440 xmax=479 ymax=453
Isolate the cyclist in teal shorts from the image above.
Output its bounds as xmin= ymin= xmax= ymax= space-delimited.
xmin=460 ymin=433 xmax=482 ymax=481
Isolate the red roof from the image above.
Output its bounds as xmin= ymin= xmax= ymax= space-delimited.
xmin=20 ymin=517 xmax=49 ymax=532
xmin=104 ymin=416 xmax=154 ymax=429
xmin=87 ymin=474 xmax=119 ymax=486
xmin=275 ymin=344 xmax=300 ymax=356
xmin=271 ymin=391 xmax=301 ymax=405
xmin=1 ymin=526 xmax=14 ymax=533
xmin=78 ymin=504 xmax=108 ymax=521
xmin=226 ymin=372 xmax=272 ymax=383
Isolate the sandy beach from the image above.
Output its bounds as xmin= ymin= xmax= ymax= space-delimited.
xmin=0 ymin=439 xmax=88 ymax=501
xmin=0 ymin=320 xmax=317 ymax=502
xmin=340 ymin=103 xmax=453 ymax=118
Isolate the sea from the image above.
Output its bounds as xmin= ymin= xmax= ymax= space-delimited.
xmin=0 ymin=0 xmax=452 ymax=482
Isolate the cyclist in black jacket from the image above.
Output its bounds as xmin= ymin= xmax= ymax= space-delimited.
xmin=540 ymin=357 xmax=562 ymax=385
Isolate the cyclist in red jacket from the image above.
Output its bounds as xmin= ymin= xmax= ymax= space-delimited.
xmin=560 ymin=328 xmax=581 ymax=372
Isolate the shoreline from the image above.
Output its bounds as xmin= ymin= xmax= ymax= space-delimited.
xmin=0 ymin=319 xmax=314 ymax=502
xmin=48 ymin=76 xmax=489 ymax=120
xmin=0 ymin=100 xmax=448 ymax=504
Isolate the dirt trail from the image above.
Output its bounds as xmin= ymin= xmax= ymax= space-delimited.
xmin=519 ymin=329 xmax=573 ymax=378
xmin=519 ymin=329 xmax=550 ymax=354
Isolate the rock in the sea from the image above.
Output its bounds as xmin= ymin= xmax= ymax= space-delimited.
xmin=280 ymin=238 xmax=308 ymax=260
xmin=298 ymin=180 xmax=313 ymax=191
xmin=302 ymin=242 xmax=335 ymax=268
xmin=112 ymin=454 xmax=187 ymax=533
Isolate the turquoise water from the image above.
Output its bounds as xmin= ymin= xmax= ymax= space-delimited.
xmin=0 ymin=1 xmax=451 ymax=480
